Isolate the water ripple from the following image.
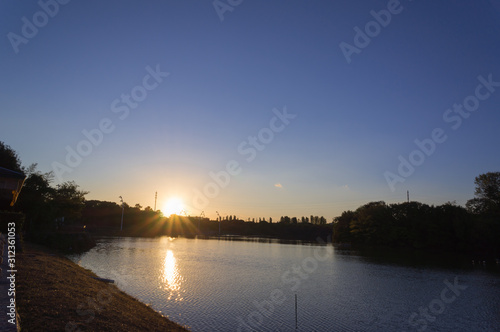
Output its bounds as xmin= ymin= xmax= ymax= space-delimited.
xmin=69 ymin=237 xmax=500 ymax=332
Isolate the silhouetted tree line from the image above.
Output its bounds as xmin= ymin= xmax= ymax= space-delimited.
xmin=209 ymin=218 xmax=331 ymax=241
xmin=83 ymin=200 xmax=165 ymax=235
xmin=0 ymin=142 xmax=95 ymax=251
xmin=0 ymin=142 xmax=88 ymax=232
xmin=82 ymin=203 xmax=332 ymax=241
xmin=16 ymin=167 xmax=87 ymax=232
xmin=278 ymin=215 xmax=327 ymax=225
xmin=333 ymin=172 xmax=500 ymax=257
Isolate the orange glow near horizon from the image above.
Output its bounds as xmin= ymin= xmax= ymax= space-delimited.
xmin=162 ymin=197 xmax=186 ymax=217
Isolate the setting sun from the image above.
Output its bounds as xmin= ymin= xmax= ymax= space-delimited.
xmin=162 ymin=197 xmax=185 ymax=216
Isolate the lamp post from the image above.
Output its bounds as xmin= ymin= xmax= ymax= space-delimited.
xmin=216 ymin=211 xmax=221 ymax=236
xmin=119 ymin=196 xmax=124 ymax=231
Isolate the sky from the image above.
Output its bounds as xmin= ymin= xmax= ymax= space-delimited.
xmin=1 ymin=0 xmax=500 ymax=221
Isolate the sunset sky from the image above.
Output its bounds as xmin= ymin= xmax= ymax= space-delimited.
xmin=2 ymin=0 xmax=500 ymax=221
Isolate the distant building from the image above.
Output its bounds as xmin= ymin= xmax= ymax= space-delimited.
xmin=0 ymin=167 xmax=26 ymax=209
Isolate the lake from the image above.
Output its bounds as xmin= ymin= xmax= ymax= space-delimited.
xmin=68 ymin=236 xmax=500 ymax=331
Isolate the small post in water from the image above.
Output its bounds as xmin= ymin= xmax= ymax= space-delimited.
xmin=295 ymin=294 xmax=298 ymax=330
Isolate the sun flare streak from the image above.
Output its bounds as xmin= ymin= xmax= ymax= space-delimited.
xmin=162 ymin=197 xmax=185 ymax=216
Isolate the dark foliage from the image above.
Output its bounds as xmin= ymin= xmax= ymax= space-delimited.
xmin=0 ymin=142 xmax=23 ymax=172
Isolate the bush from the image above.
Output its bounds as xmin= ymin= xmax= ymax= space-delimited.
xmin=0 ymin=210 xmax=25 ymax=234
xmin=29 ymin=231 xmax=96 ymax=253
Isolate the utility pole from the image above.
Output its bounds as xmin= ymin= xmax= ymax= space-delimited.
xmin=216 ymin=211 xmax=221 ymax=236
xmin=407 ymin=190 xmax=410 ymax=203
xmin=154 ymin=191 xmax=157 ymax=211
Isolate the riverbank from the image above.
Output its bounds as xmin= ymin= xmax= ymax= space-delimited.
xmin=16 ymin=242 xmax=189 ymax=331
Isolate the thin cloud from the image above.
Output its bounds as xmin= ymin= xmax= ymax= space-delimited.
xmin=274 ymin=183 xmax=283 ymax=189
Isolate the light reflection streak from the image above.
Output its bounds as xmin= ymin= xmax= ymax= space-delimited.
xmin=161 ymin=249 xmax=184 ymax=301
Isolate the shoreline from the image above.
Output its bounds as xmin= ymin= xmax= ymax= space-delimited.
xmin=16 ymin=241 xmax=189 ymax=331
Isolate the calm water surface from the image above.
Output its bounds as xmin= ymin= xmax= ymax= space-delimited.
xmin=69 ymin=237 xmax=500 ymax=331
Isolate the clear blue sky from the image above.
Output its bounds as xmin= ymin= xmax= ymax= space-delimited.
xmin=2 ymin=0 xmax=500 ymax=221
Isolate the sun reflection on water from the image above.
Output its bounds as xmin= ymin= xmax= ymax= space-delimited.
xmin=161 ymin=249 xmax=184 ymax=301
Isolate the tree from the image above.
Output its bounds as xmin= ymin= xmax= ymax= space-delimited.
xmin=0 ymin=141 xmax=22 ymax=172
xmin=466 ymin=172 xmax=500 ymax=215
xmin=16 ymin=167 xmax=55 ymax=230
xmin=349 ymin=201 xmax=394 ymax=245
xmin=333 ymin=210 xmax=355 ymax=243
xmin=52 ymin=181 xmax=88 ymax=222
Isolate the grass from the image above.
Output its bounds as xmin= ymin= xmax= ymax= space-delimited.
xmin=17 ymin=242 xmax=189 ymax=331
